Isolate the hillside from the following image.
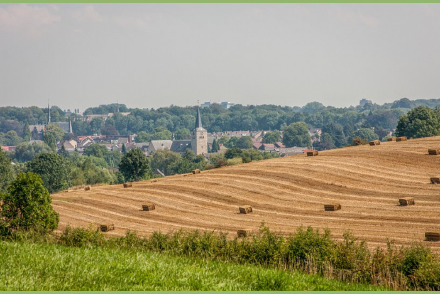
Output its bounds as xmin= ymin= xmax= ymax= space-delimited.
xmin=53 ymin=137 xmax=440 ymax=251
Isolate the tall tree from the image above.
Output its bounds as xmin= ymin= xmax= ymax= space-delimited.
xmin=44 ymin=133 xmax=57 ymax=152
xmin=27 ymin=153 xmax=70 ymax=193
xmin=22 ymin=122 xmax=31 ymax=141
xmin=0 ymin=149 xmax=13 ymax=193
xmin=322 ymin=122 xmax=346 ymax=148
xmin=0 ymin=172 xmax=59 ymax=235
xmin=395 ymin=106 xmax=440 ymax=139
xmin=119 ymin=148 xmax=151 ymax=182
xmin=282 ymin=122 xmax=312 ymax=148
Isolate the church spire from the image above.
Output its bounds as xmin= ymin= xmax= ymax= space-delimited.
xmin=195 ymin=107 xmax=203 ymax=129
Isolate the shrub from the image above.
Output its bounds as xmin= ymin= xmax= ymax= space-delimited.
xmin=0 ymin=172 xmax=59 ymax=236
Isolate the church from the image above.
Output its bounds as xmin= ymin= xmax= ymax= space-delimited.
xmin=147 ymin=107 xmax=208 ymax=156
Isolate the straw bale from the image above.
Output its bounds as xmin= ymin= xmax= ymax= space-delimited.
xmin=396 ymin=136 xmax=407 ymax=142
xmin=100 ymin=224 xmax=114 ymax=232
xmin=123 ymin=182 xmax=132 ymax=188
xmin=425 ymin=232 xmax=440 ymax=241
xmin=387 ymin=137 xmax=396 ymax=141
xmin=399 ymin=197 xmax=415 ymax=206
xmin=192 ymin=169 xmax=201 ymax=174
xmin=142 ymin=203 xmax=156 ymax=211
xmin=324 ymin=204 xmax=341 ymax=211
xmin=428 ymin=149 xmax=440 ymax=155
xmin=369 ymin=140 xmax=380 ymax=146
xmin=239 ymin=205 xmax=253 ymax=214
xmin=307 ymin=150 xmax=318 ymax=157
xmin=430 ymin=177 xmax=440 ymax=184
xmin=84 ymin=186 xmax=91 ymax=191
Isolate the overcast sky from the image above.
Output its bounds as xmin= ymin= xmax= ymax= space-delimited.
xmin=0 ymin=3 xmax=439 ymax=112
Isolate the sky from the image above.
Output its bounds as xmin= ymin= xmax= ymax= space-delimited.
xmin=0 ymin=3 xmax=439 ymax=112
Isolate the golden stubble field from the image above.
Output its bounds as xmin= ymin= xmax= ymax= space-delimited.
xmin=52 ymin=136 xmax=440 ymax=251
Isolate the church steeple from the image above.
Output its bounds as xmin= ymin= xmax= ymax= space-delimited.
xmin=195 ymin=107 xmax=203 ymax=129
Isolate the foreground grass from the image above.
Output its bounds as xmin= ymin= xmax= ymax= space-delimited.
xmin=0 ymin=241 xmax=386 ymax=291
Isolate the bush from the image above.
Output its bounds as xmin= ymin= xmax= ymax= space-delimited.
xmin=0 ymin=172 xmax=59 ymax=236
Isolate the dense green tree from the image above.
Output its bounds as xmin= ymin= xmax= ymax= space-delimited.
xmin=322 ymin=123 xmax=346 ymax=148
xmin=349 ymin=128 xmax=379 ymax=143
xmin=13 ymin=142 xmax=53 ymax=162
xmin=211 ymin=139 xmax=220 ymax=153
xmin=27 ymin=153 xmax=70 ymax=193
xmin=122 ymin=144 xmax=127 ymax=155
xmin=263 ymin=130 xmax=281 ymax=143
xmin=101 ymin=125 xmax=119 ymax=136
xmin=150 ymin=149 xmax=181 ymax=176
xmin=225 ymin=148 xmax=243 ymax=159
xmin=0 ymin=172 xmax=59 ymax=235
xmin=282 ymin=122 xmax=311 ymax=148
xmin=174 ymin=128 xmax=191 ymax=140
xmin=119 ymin=148 xmax=152 ymax=182
xmin=225 ymin=137 xmax=239 ymax=148
xmin=236 ymin=136 xmax=253 ymax=149
xmin=392 ymin=98 xmax=414 ymax=109
xmin=152 ymin=127 xmax=172 ymax=140
xmin=169 ymin=150 xmax=206 ymax=175
xmin=302 ymin=102 xmax=326 ymax=113
xmin=395 ymin=106 xmax=440 ymax=139
xmin=1 ymin=130 xmax=22 ymax=146
xmin=0 ymin=149 xmax=14 ymax=193
xmin=136 ymin=131 xmax=151 ymax=143
xmin=84 ymin=144 xmax=108 ymax=158
xmin=22 ymin=122 xmax=31 ymax=141
xmin=313 ymin=133 xmax=335 ymax=150
xmin=45 ymin=123 xmax=65 ymax=142
xmin=43 ymin=133 xmax=57 ymax=152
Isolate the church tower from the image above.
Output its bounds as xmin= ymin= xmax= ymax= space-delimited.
xmin=191 ymin=107 xmax=208 ymax=155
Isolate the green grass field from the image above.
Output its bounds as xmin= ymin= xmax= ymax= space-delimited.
xmin=0 ymin=240 xmax=387 ymax=291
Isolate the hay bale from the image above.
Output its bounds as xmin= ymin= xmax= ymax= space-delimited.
xmin=396 ymin=136 xmax=407 ymax=142
xmin=387 ymin=137 xmax=396 ymax=142
xmin=430 ymin=177 xmax=440 ymax=184
xmin=369 ymin=140 xmax=380 ymax=146
xmin=237 ymin=229 xmax=250 ymax=238
xmin=100 ymin=224 xmax=114 ymax=232
xmin=399 ymin=197 xmax=415 ymax=206
xmin=307 ymin=150 xmax=318 ymax=156
xmin=142 ymin=203 xmax=155 ymax=211
xmin=324 ymin=204 xmax=341 ymax=211
xmin=123 ymin=182 xmax=132 ymax=188
xmin=192 ymin=169 xmax=201 ymax=174
xmin=428 ymin=149 xmax=440 ymax=155
xmin=239 ymin=205 xmax=252 ymax=214
xmin=84 ymin=186 xmax=91 ymax=191
xmin=425 ymin=232 xmax=440 ymax=241
xmin=152 ymin=179 xmax=158 ymax=183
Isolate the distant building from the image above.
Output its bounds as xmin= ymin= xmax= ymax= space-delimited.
xmin=147 ymin=107 xmax=208 ymax=156
xmin=191 ymin=107 xmax=208 ymax=155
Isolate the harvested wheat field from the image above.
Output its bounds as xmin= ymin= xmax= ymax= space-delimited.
xmin=53 ymin=136 xmax=440 ymax=252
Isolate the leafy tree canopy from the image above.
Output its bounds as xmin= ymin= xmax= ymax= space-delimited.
xmin=27 ymin=153 xmax=70 ymax=193
xmin=0 ymin=148 xmax=13 ymax=193
xmin=282 ymin=122 xmax=311 ymax=148
xmin=0 ymin=172 xmax=59 ymax=235
xmin=395 ymin=106 xmax=440 ymax=139
xmin=119 ymin=148 xmax=152 ymax=182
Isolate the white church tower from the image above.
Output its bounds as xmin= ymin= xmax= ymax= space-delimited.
xmin=191 ymin=107 xmax=208 ymax=155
